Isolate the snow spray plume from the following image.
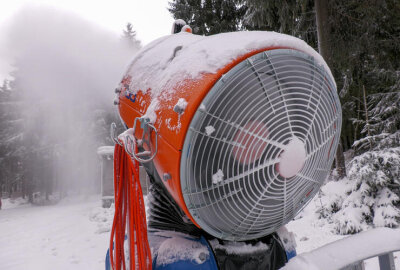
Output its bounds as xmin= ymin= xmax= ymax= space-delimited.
xmin=4 ymin=5 xmax=139 ymax=195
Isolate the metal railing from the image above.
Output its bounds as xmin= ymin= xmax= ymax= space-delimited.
xmin=282 ymin=228 xmax=400 ymax=270
xmin=342 ymin=252 xmax=397 ymax=270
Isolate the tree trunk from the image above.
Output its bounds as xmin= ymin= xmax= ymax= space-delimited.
xmin=354 ymin=87 xmax=361 ymax=142
xmin=315 ymin=0 xmax=332 ymax=65
xmin=315 ymin=0 xmax=347 ymax=178
xmin=335 ymin=141 xmax=346 ymax=178
xmin=28 ymin=184 xmax=33 ymax=203
xmin=362 ymin=85 xmax=371 ymax=137
xmin=362 ymin=85 xmax=373 ymax=150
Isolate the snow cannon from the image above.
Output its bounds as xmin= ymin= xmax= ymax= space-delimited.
xmin=114 ymin=31 xmax=342 ymax=242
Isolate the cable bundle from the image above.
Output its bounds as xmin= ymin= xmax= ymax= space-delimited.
xmin=109 ymin=142 xmax=152 ymax=270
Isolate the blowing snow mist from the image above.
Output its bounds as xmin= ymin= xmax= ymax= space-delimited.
xmin=2 ymin=5 xmax=139 ymax=198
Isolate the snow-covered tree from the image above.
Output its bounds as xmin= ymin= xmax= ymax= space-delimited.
xmin=122 ymin=23 xmax=141 ymax=50
xmin=339 ymin=148 xmax=399 ymax=234
xmin=244 ymin=0 xmax=318 ymax=47
xmin=319 ymin=68 xmax=400 ymax=234
xmin=168 ymin=0 xmax=247 ymax=35
xmin=318 ymin=146 xmax=400 ymax=234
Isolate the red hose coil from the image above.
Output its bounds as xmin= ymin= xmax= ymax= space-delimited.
xmin=109 ymin=142 xmax=152 ymax=270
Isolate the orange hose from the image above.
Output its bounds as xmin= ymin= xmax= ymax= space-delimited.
xmin=110 ymin=142 xmax=152 ymax=270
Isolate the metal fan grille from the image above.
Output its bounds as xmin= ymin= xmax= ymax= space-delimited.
xmin=180 ymin=49 xmax=341 ymax=241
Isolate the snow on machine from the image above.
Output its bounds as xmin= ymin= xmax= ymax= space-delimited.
xmin=107 ymin=20 xmax=342 ymax=270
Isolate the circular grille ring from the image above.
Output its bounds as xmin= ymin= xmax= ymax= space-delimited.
xmin=181 ymin=49 xmax=341 ymax=241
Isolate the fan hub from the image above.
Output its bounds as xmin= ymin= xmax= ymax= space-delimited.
xmin=277 ymin=137 xmax=306 ymax=179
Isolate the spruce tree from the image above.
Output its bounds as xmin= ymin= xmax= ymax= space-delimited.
xmin=327 ymin=0 xmax=400 ymax=150
xmin=122 ymin=23 xmax=141 ymax=50
xmin=168 ymin=0 xmax=247 ymax=35
xmin=244 ymin=0 xmax=318 ymax=48
xmin=318 ymin=147 xmax=400 ymax=234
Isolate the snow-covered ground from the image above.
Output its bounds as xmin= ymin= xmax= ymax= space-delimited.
xmin=0 ymin=194 xmax=399 ymax=270
xmin=287 ymin=195 xmax=344 ymax=254
xmin=0 ymin=196 xmax=109 ymax=270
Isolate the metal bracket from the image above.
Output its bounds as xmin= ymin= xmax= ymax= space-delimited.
xmin=110 ymin=119 xmax=158 ymax=164
xmin=139 ymin=117 xmax=151 ymax=133
xmin=130 ymin=117 xmax=158 ymax=163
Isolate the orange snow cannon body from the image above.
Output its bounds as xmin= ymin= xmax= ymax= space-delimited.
xmin=116 ymin=31 xmax=342 ymax=241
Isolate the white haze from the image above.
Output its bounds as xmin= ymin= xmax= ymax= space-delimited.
xmin=3 ymin=5 xmax=138 ymax=194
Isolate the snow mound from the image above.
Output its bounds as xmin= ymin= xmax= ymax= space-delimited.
xmin=156 ymin=236 xmax=209 ymax=266
xmin=89 ymin=204 xmax=115 ymax=234
xmin=1 ymin=197 xmax=29 ymax=210
xmin=209 ymin=239 xmax=269 ymax=255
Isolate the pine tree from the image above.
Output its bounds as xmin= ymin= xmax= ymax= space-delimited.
xmin=168 ymin=0 xmax=247 ymax=35
xmin=328 ymin=0 xmax=400 ymax=148
xmin=244 ymin=0 xmax=318 ymax=48
xmin=122 ymin=23 xmax=141 ymax=50
xmin=318 ymin=147 xmax=400 ymax=234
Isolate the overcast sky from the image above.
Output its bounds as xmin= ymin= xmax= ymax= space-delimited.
xmin=0 ymin=0 xmax=175 ymax=82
